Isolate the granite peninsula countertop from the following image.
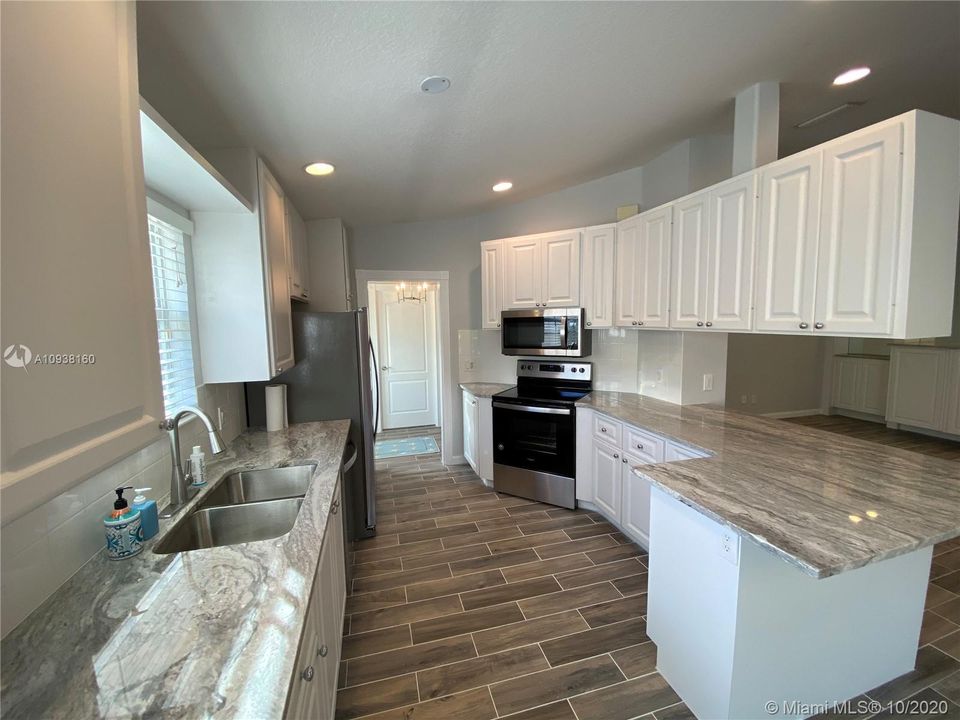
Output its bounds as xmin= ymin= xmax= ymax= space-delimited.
xmin=459 ymin=382 xmax=514 ymax=397
xmin=577 ymin=391 xmax=960 ymax=579
xmin=0 ymin=420 xmax=350 ymax=720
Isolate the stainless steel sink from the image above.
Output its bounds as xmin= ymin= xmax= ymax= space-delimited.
xmin=154 ymin=497 xmax=304 ymax=554
xmin=196 ymin=463 xmax=318 ymax=510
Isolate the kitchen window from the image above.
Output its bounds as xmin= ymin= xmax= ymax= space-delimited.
xmin=146 ymin=197 xmax=200 ymax=416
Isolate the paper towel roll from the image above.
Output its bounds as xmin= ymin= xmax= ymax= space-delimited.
xmin=265 ymin=384 xmax=288 ymax=432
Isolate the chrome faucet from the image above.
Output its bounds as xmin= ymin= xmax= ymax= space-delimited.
xmin=159 ymin=406 xmax=226 ymax=518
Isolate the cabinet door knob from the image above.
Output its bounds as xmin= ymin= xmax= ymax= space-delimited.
xmin=622 ymin=457 xmax=628 ymax=464
xmin=814 ymin=322 xmax=824 ymax=329
xmin=331 ymin=500 xmax=339 ymax=515
xmin=317 ymin=645 xmax=328 ymax=658
xmin=600 ymin=427 xmax=607 ymax=432
xmin=799 ymin=322 xmax=809 ymax=329
xmin=636 ymin=443 xmax=644 ymax=450
xmin=586 ymin=321 xmax=592 ymax=326
xmin=613 ymin=453 xmax=620 ymax=459
xmin=632 ymin=321 xmax=638 ymax=326
xmin=697 ymin=321 xmax=704 ymax=327
xmin=496 ymin=323 xmax=501 ymax=328
xmin=302 ymin=666 xmax=315 ymax=681
xmin=705 ymin=322 xmax=713 ymax=327
xmin=638 ymin=321 xmax=644 ymax=326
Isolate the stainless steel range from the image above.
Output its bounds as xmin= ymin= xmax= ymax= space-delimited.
xmin=492 ymin=359 xmax=592 ymax=509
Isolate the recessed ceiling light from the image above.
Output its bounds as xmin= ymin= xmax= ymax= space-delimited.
xmin=492 ymin=181 xmax=513 ymax=192
xmin=833 ymin=67 xmax=871 ymax=86
xmin=304 ymin=162 xmax=335 ymax=176
xmin=420 ymin=76 xmax=451 ymax=94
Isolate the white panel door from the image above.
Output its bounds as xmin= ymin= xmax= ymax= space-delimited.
xmin=860 ymin=360 xmax=889 ymax=416
xmin=581 ymin=225 xmax=616 ymax=329
xmin=503 ymin=236 xmax=542 ymax=309
xmin=541 ymin=230 xmax=581 ymax=307
xmin=755 ymin=151 xmax=822 ymax=333
xmin=887 ymin=348 xmax=948 ymax=430
xmin=621 ymin=455 xmax=651 ymax=547
xmin=614 ymin=215 xmax=641 ymax=327
xmin=670 ymin=192 xmax=710 ymax=329
xmin=815 ymin=123 xmax=903 ymax=335
xmin=376 ymin=288 xmax=437 ymax=429
xmin=637 ymin=206 xmax=673 ymax=328
xmin=706 ymin=174 xmax=757 ymax=330
xmin=259 ymin=161 xmax=295 ymax=375
xmin=480 ymin=240 xmax=503 ymax=328
xmin=592 ymin=439 xmax=622 ymax=522
xmin=831 ymin=357 xmax=861 ymax=410
xmin=944 ymin=352 xmax=960 ymax=436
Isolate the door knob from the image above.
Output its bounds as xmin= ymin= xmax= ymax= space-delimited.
xmin=799 ymin=322 xmax=809 ymax=329
xmin=613 ymin=453 xmax=620 ymax=459
xmin=381 ymin=365 xmax=391 ymax=371
xmin=705 ymin=322 xmax=713 ymax=327
xmin=586 ymin=321 xmax=592 ymax=326
xmin=697 ymin=321 xmax=704 ymax=327
xmin=638 ymin=321 xmax=644 ymax=326
xmin=814 ymin=322 xmax=824 ymax=330
xmin=317 ymin=645 xmax=328 ymax=658
xmin=301 ymin=666 xmax=315 ymax=682
xmin=622 ymin=457 xmax=628 ymax=464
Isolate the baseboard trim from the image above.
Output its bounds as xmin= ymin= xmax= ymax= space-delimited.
xmin=445 ymin=454 xmax=466 ymax=466
xmin=832 ymin=408 xmax=887 ymax=424
xmin=887 ymin=423 xmax=960 ymax=442
xmin=761 ymin=409 xmax=826 ymax=419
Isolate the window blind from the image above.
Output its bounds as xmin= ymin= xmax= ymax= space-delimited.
xmin=147 ymin=213 xmax=198 ymax=416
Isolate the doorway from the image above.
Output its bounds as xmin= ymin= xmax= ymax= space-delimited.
xmin=356 ymin=270 xmax=455 ymax=465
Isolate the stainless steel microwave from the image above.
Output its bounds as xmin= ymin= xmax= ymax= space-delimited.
xmin=500 ymin=308 xmax=592 ymax=357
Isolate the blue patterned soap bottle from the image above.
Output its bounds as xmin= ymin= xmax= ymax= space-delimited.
xmin=104 ymin=486 xmax=143 ymax=560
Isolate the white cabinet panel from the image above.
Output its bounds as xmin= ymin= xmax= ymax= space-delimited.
xmin=476 ymin=397 xmax=494 ymax=482
xmin=860 ymin=360 xmax=889 ymax=416
xmin=944 ymin=353 xmax=960 ymax=437
xmin=887 ymin=347 xmax=949 ymax=430
xmin=815 ymin=123 xmax=903 ymax=336
xmin=622 ymin=456 xmax=652 ymax=547
xmin=480 ymin=240 xmax=503 ymax=328
xmin=462 ymin=390 xmax=479 ymax=472
xmin=756 ymin=151 xmax=822 ymax=333
xmin=614 ymin=215 xmax=641 ymax=327
xmin=260 ymin=161 xmax=295 ymax=374
xmin=670 ymin=192 xmax=710 ymax=329
xmin=503 ymin=236 xmax=542 ymax=309
xmin=637 ymin=207 xmax=673 ymax=328
xmin=832 ymin=357 xmax=862 ymax=411
xmin=541 ymin=230 xmax=581 ymax=307
xmin=706 ymin=175 xmax=756 ymax=330
xmin=581 ymin=225 xmax=616 ymax=329
xmin=592 ymin=439 xmax=622 ymax=522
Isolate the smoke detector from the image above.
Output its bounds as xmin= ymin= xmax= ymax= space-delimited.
xmin=420 ymin=76 xmax=451 ymax=94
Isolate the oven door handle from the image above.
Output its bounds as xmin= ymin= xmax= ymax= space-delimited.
xmin=492 ymin=402 xmax=572 ymax=416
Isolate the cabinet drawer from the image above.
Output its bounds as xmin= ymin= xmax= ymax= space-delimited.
xmin=624 ymin=426 xmax=665 ymax=464
xmin=593 ymin=414 xmax=622 ymax=445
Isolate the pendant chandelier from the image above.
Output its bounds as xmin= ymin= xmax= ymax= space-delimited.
xmin=396 ymin=281 xmax=428 ymax=303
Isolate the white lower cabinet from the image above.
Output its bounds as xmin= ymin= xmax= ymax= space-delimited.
xmin=886 ymin=347 xmax=958 ymax=435
xmin=580 ymin=412 xmax=708 ymax=549
xmin=462 ymin=389 xmax=494 ymax=482
xmin=831 ymin=356 xmax=889 ymax=417
xmin=286 ymin=483 xmax=346 ymax=720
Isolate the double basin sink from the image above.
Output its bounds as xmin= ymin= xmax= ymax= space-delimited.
xmin=154 ymin=463 xmax=318 ymax=555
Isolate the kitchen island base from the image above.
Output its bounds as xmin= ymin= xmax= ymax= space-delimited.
xmin=646 ymin=487 xmax=930 ymax=720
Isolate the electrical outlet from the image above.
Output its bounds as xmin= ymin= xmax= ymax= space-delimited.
xmin=702 ymin=373 xmax=714 ymax=392
xmin=656 ymin=368 xmax=664 ymax=383
xmin=719 ymin=530 xmax=740 ymax=565
xmin=740 ymin=394 xmax=748 ymax=405
xmin=750 ymin=394 xmax=758 ymax=405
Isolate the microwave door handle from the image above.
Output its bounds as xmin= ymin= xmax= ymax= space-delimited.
xmin=559 ymin=316 xmax=567 ymax=349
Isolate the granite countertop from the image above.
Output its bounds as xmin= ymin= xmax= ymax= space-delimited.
xmin=0 ymin=420 xmax=350 ymax=720
xmin=577 ymin=392 xmax=960 ymax=579
xmin=459 ymin=382 xmax=514 ymax=398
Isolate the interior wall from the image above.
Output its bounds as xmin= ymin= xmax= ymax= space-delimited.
xmin=725 ymin=335 xmax=829 ymax=415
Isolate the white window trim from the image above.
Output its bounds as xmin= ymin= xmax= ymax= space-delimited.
xmin=146 ymin=196 xmax=205 ymax=411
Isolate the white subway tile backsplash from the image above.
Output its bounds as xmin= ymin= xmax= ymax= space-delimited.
xmin=0 ymin=383 xmax=247 ymax=639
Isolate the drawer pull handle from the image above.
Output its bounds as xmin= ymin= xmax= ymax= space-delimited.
xmin=622 ymin=457 xmax=628 ymax=464
xmin=636 ymin=443 xmax=644 ymax=450
xmin=331 ymin=500 xmax=340 ymax=515
xmin=302 ymin=666 xmax=315 ymax=682
xmin=613 ymin=453 xmax=619 ymax=459
xmin=600 ymin=427 xmax=607 ymax=433
xmin=318 ymin=645 xmax=328 ymax=658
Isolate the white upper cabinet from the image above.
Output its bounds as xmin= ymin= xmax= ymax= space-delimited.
xmin=502 ymin=230 xmax=581 ymax=309
xmin=581 ymin=224 xmax=616 ymax=328
xmin=503 ymin=235 xmax=542 ymax=309
xmin=614 ymin=215 xmax=641 ymax=327
xmin=755 ymin=150 xmax=822 ymax=333
xmin=259 ymin=162 xmax=296 ymax=374
xmin=617 ymin=207 xmax=672 ymax=328
xmin=705 ymin=174 xmax=756 ymax=330
xmin=541 ymin=230 xmax=581 ymax=306
xmin=670 ymin=192 xmax=710 ymax=329
xmin=285 ymin=197 xmax=309 ymax=302
xmin=480 ymin=240 xmax=503 ymax=328
xmin=814 ymin=123 xmax=902 ymax=336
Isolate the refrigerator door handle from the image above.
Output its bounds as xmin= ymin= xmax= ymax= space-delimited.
xmin=342 ymin=443 xmax=359 ymax=473
xmin=369 ymin=339 xmax=380 ymax=436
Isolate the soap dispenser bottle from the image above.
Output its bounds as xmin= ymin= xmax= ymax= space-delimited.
xmin=132 ymin=488 xmax=159 ymax=541
xmin=189 ymin=445 xmax=206 ymax=486
xmin=104 ymin=486 xmax=143 ymax=560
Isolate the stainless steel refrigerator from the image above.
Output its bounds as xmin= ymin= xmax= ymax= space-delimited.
xmin=246 ymin=309 xmax=378 ymax=540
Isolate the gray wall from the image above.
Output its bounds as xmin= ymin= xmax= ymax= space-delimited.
xmin=725 ymin=335 xmax=829 ymax=415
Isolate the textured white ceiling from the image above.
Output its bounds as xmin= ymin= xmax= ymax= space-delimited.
xmin=136 ymin=1 xmax=960 ymax=225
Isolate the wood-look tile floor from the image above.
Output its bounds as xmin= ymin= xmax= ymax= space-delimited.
xmin=786 ymin=414 xmax=960 ymax=461
xmin=335 ymin=453 xmax=960 ymax=720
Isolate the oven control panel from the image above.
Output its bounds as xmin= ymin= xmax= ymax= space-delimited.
xmin=517 ymin=360 xmax=592 ymax=380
